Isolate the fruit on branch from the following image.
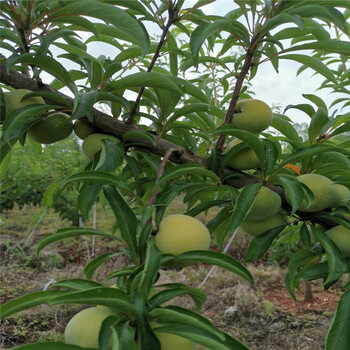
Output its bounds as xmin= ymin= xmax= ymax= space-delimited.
xmin=27 ymin=112 xmax=73 ymax=144
xmin=329 ymin=184 xmax=350 ymax=208
xmin=240 ymin=212 xmax=286 ymax=236
xmin=231 ymin=99 xmax=272 ymax=134
xmin=150 ymin=322 xmax=194 ymax=350
xmin=326 ymin=225 xmax=350 ymax=257
xmin=155 ymin=214 xmax=211 ymax=255
xmin=285 ymin=174 xmax=334 ymax=212
xmin=225 ymin=138 xmax=260 ymax=170
xmin=246 ymin=186 xmax=282 ymax=221
xmin=3 ymin=89 xmax=45 ymax=121
xmin=74 ymin=119 xmax=97 ymax=140
xmin=64 ymin=307 xmax=116 ymax=348
xmin=82 ymin=133 xmax=120 ymax=160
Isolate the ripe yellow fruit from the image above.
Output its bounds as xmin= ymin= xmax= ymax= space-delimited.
xmin=82 ymin=133 xmax=119 ymax=160
xmin=246 ymin=186 xmax=282 ymax=221
xmin=326 ymin=225 xmax=350 ymax=257
xmin=240 ymin=213 xmax=286 ymax=237
xmin=4 ymin=89 xmax=45 ymax=120
xmin=27 ymin=112 xmax=73 ymax=144
xmin=151 ymin=322 xmax=194 ymax=350
xmin=226 ymin=138 xmax=260 ymax=170
xmin=64 ymin=307 xmax=116 ymax=348
xmin=286 ymin=174 xmax=333 ymax=212
xmin=74 ymin=119 xmax=97 ymax=140
xmin=330 ymin=184 xmax=350 ymax=208
xmin=232 ymin=99 xmax=272 ymax=134
xmin=155 ymin=215 xmax=211 ymax=255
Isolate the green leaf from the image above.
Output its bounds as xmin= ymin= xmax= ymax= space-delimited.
xmin=138 ymin=239 xmax=162 ymax=301
xmin=326 ymin=290 xmax=350 ymax=350
xmin=161 ymin=251 xmax=254 ymax=286
xmin=78 ymin=182 xmax=102 ymax=219
xmin=123 ymin=130 xmax=156 ymax=146
xmin=308 ymin=107 xmax=330 ymax=142
xmin=271 ymin=114 xmax=303 ymax=143
xmin=70 ymin=90 xmax=98 ymax=121
xmin=11 ymin=343 xmax=95 ymax=350
xmin=53 ymin=279 xmax=102 ymax=291
xmin=37 ymin=227 xmax=115 ymax=255
xmin=0 ymin=291 xmax=67 ymax=319
xmin=49 ymin=287 xmax=136 ymax=317
xmin=105 ymin=72 xmax=182 ymax=94
xmin=246 ymin=225 xmax=287 ymax=262
xmin=279 ymin=54 xmax=336 ymax=83
xmin=300 ymin=262 xmax=329 ymax=281
xmin=97 ymin=141 xmax=124 ymax=172
xmin=103 ymin=185 xmax=138 ymax=262
xmin=84 ymin=253 xmax=124 ymax=280
xmin=282 ymin=40 xmax=350 ymax=56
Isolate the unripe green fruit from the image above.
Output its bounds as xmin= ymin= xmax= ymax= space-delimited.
xmin=326 ymin=225 xmax=350 ymax=257
xmin=27 ymin=112 xmax=73 ymax=144
xmin=286 ymin=174 xmax=333 ymax=212
xmin=82 ymin=133 xmax=119 ymax=160
xmin=4 ymin=89 xmax=45 ymax=121
xmin=64 ymin=307 xmax=116 ymax=348
xmin=232 ymin=99 xmax=272 ymax=134
xmin=226 ymin=138 xmax=260 ymax=170
xmin=246 ymin=186 xmax=282 ymax=221
xmin=330 ymin=184 xmax=350 ymax=208
xmin=151 ymin=322 xmax=194 ymax=350
xmin=74 ymin=120 xmax=97 ymax=140
xmin=155 ymin=215 xmax=211 ymax=256
xmin=240 ymin=213 xmax=286 ymax=237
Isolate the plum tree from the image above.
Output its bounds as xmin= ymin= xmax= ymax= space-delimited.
xmin=330 ymin=184 xmax=350 ymax=208
xmin=326 ymin=226 xmax=350 ymax=257
xmin=64 ymin=307 xmax=116 ymax=348
xmin=225 ymin=138 xmax=260 ymax=170
xmin=286 ymin=174 xmax=334 ymax=212
xmin=231 ymin=99 xmax=272 ymax=134
xmin=82 ymin=133 xmax=120 ymax=160
xmin=74 ymin=119 xmax=97 ymax=140
xmin=27 ymin=112 xmax=73 ymax=144
xmin=246 ymin=186 xmax=282 ymax=221
xmin=3 ymin=89 xmax=45 ymax=121
xmin=240 ymin=213 xmax=286 ymax=237
xmin=155 ymin=215 xmax=211 ymax=255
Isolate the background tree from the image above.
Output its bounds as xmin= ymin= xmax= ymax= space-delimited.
xmin=0 ymin=1 xmax=350 ymax=350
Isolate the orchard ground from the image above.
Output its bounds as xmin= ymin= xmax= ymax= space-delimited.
xmin=0 ymin=200 xmax=346 ymax=350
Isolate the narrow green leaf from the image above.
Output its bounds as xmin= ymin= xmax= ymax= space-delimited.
xmin=281 ymin=40 xmax=350 ymax=56
xmin=53 ymin=279 xmax=102 ymax=291
xmin=11 ymin=343 xmax=95 ymax=350
xmin=123 ymin=130 xmax=156 ymax=146
xmin=308 ymin=107 xmax=330 ymax=142
xmin=84 ymin=253 xmax=124 ymax=280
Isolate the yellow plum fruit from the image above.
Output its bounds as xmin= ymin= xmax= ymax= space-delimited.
xmin=286 ymin=174 xmax=333 ymax=212
xmin=329 ymin=184 xmax=350 ymax=208
xmin=64 ymin=307 xmax=116 ymax=348
xmin=240 ymin=213 xmax=286 ymax=237
xmin=225 ymin=138 xmax=260 ymax=170
xmin=4 ymin=89 xmax=45 ymax=120
xmin=155 ymin=215 xmax=211 ymax=255
xmin=27 ymin=112 xmax=73 ymax=144
xmin=74 ymin=119 xmax=97 ymax=140
xmin=82 ymin=133 xmax=119 ymax=160
xmin=246 ymin=186 xmax=282 ymax=221
xmin=326 ymin=225 xmax=350 ymax=257
xmin=232 ymin=99 xmax=272 ymax=134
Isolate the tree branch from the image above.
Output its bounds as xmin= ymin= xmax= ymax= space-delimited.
xmin=1 ymin=63 xmax=348 ymax=229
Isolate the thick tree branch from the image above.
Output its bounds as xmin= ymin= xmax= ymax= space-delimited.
xmin=1 ymin=63 xmax=348 ymax=229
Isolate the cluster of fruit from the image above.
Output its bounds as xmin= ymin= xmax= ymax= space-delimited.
xmin=3 ymin=89 xmax=119 ymax=160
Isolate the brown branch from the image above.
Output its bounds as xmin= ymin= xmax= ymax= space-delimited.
xmin=125 ymin=4 xmax=178 ymax=125
xmin=1 ymin=63 xmax=348 ymax=229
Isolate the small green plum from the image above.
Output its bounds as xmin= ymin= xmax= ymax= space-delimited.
xmin=326 ymin=225 xmax=350 ymax=257
xmin=225 ymin=138 xmax=260 ymax=170
xmin=240 ymin=213 xmax=286 ymax=237
xmin=82 ymin=133 xmax=119 ymax=160
xmin=74 ymin=119 xmax=97 ymax=140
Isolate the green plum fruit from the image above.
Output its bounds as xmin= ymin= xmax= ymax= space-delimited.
xmin=155 ymin=214 xmax=211 ymax=256
xmin=240 ymin=213 xmax=286 ymax=237
xmin=326 ymin=225 xmax=350 ymax=257
xmin=231 ymin=99 xmax=272 ymax=134
xmin=74 ymin=119 xmax=97 ymax=140
xmin=246 ymin=186 xmax=282 ymax=221
xmin=4 ymin=89 xmax=45 ymax=121
xmin=82 ymin=133 xmax=119 ymax=160
xmin=225 ymin=138 xmax=260 ymax=170
xmin=329 ymin=184 xmax=350 ymax=208
xmin=27 ymin=112 xmax=73 ymax=144
xmin=286 ymin=174 xmax=333 ymax=212
xmin=64 ymin=307 xmax=116 ymax=348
